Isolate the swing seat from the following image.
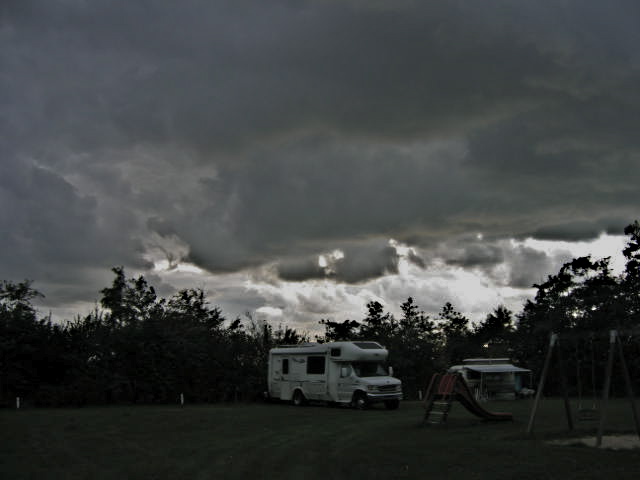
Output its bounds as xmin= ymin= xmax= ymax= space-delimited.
xmin=577 ymin=408 xmax=599 ymax=421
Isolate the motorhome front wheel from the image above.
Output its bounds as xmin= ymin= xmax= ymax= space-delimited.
xmin=352 ymin=392 xmax=368 ymax=410
xmin=292 ymin=390 xmax=306 ymax=406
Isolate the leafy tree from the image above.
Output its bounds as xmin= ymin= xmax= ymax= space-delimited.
xmin=0 ymin=281 xmax=53 ymax=406
xmin=621 ymin=220 xmax=640 ymax=325
xmin=318 ymin=319 xmax=360 ymax=342
xmin=475 ymin=305 xmax=513 ymax=338
xmin=0 ymin=280 xmax=43 ymax=308
xmin=166 ymin=288 xmax=224 ymax=332
xmin=438 ymin=302 xmax=469 ymax=338
xmin=436 ymin=302 xmax=470 ymax=366
xmin=475 ymin=305 xmax=512 ymax=339
xmin=512 ymin=253 xmax=627 ymax=394
xmin=399 ymin=297 xmax=436 ymax=340
xmin=394 ymin=297 xmax=440 ymax=398
xmin=623 ymin=220 xmax=640 ymax=278
xmin=471 ymin=305 xmax=514 ymax=358
xmin=63 ymin=310 xmax=114 ymax=405
xmin=359 ymin=301 xmax=397 ymax=341
xmin=100 ymin=267 xmax=162 ymax=326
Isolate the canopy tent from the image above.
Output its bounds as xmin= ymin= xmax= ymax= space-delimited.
xmin=449 ymin=360 xmax=533 ymax=400
xmin=466 ymin=365 xmax=531 ymax=374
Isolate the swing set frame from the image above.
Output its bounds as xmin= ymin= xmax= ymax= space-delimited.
xmin=526 ymin=330 xmax=640 ymax=446
xmin=575 ymin=334 xmax=599 ymax=421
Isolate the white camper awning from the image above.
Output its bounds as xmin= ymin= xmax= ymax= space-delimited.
xmin=465 ymin=364 xmax=531 ymax=374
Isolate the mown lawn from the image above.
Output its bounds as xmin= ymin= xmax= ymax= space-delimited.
xmin=1 ymin=398 xmax=639 ymax=479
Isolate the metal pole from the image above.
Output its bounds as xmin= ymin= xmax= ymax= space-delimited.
xmin=527 ymin=333 xmax=557 ymax=435
xmin=596 ymin=330 xmax=617 ymax=447
xmin=557 ymin=338 xmax=574 ymax=431
xmin=615 ymin=333 xmax=640 ymax=440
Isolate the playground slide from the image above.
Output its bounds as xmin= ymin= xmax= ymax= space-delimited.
xmin=453 ymin=377 xmax=513 ymax=421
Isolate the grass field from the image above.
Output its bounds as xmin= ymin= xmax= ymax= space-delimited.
xmin=2 ymin=398 xmax=639 ymax=479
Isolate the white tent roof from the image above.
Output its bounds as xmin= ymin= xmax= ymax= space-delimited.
xmin=465 ymin=364 xmax=531 ymax=374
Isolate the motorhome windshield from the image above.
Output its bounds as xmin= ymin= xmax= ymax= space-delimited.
xmin=352 ymin=362 xmax=388 ymax=377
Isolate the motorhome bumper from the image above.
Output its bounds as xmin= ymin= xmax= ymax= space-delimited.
xmin=366 ymin=393 xmax=403 ymax=401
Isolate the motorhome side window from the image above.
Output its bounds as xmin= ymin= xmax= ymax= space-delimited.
xmin=307 ymin=356 xmax=325 ymax=374
xmin=282 ymin=359 xmax=289 ymax=375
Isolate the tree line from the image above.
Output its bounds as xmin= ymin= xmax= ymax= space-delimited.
xmin=2 ymin=222 xmax=640 ymax=407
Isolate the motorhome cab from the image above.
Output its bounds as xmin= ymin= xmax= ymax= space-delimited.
xmin=267 ymin=341 xmax=402 ymax=409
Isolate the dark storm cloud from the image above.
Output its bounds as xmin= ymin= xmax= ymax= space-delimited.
xmin=506 ymin=245 xmax=573 ymax=289
xmin=530 ymin=218 xmax=633 ymax=242
xmin=2 ymin=0 xmax=640 ymax=313
xmin=445 ymin=242 xmax=505 ymax=269
xmin=0 ymin=1 xmax=589 ymax=155
xmin=0 ymin=153 xmax=147 ymax=304
xmin=331 ymin=241 xmax=400 ymax=284
xmin=406 ymin=250 xmax=426 ymax=269
xmin=441 ymin=237 xmax=575 ymax=290
xmin=276 ymin=240 xmax=399 ymax=284
xmin=277 ymin=256 xmax=326 ymax=282
xmin=164 ymin=137 xmax=470 ymax=275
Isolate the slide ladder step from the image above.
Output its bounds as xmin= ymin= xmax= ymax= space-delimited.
xmin=424 ymin=398 xmax=453 ymax=424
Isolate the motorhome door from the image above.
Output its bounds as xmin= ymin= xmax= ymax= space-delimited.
xmin=270 ymin=356 xmax=287 ymax=397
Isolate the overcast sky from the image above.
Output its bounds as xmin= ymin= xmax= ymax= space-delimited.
xmin=2 ymin=1 xmax=638 ymax=332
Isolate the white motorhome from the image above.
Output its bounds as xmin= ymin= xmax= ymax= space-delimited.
xmin=267 ymin=341 xmax=402 ymax=409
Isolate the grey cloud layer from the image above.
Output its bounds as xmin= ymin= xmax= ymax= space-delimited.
xmin=441 ymin=237 xmax=574 ymax=289
xmin=2 ymin=1 xmax=639 ymax=306
xmin=276 ymin=239 xmax=400 ymax=284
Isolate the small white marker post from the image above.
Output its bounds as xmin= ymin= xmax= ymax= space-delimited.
xmin=180 ymin=393 xmax=184 ymax=407
xmin=16 ymin=397 xmax=20 ymax=409
xmin=418 ymin=390 xmax=422 ymax=401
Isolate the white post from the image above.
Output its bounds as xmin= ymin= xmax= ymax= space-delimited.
xmin=16 ymin=397 xmax=20 ymax=409
xmin=180 ymin=393 xmax=184 ymax=407
xmin=418 ymin=390 xmax=422 ymax=401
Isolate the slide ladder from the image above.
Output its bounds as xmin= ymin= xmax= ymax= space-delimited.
xmin=423 ymin=373 xmax=457 ymax=424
